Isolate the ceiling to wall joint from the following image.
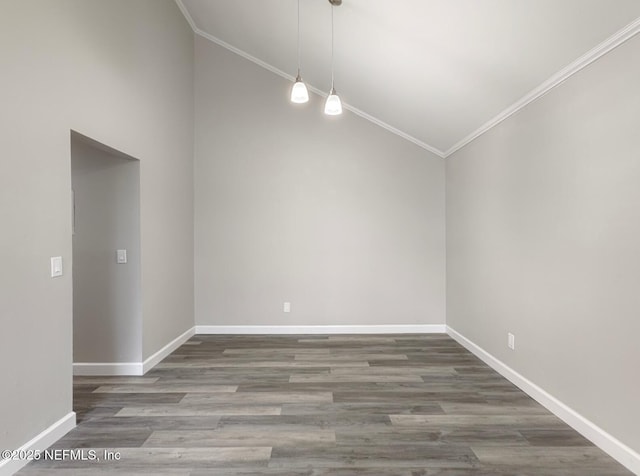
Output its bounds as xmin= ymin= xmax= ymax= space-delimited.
xmin=175 ymin=0 xmax=640 ymax=158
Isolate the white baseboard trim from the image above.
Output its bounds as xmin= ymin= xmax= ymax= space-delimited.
xmin=142 ymin=326 xmax=196 ymax=374
xmin=447 ymin=326 xmax=640 ymax=475
xmin=74 ymin=325 xmax=445 ymax=375
xmin=73 ymin=327 xmax=196 ymax=376
xmin=0 ymin=412 xmax=76 ymax=476
xmin=195 ymin=324 xmax=446 ymax=334
xmin=73 ymin=362 xmax=143 ymax=376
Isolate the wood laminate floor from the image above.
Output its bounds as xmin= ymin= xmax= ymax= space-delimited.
xmin=18 ymin=334 xmax=631 ymax=475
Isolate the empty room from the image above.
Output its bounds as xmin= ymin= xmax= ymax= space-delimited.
xmin=1 ymin=0 xmax=639 ymax=475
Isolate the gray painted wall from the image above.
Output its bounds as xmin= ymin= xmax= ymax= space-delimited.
xmin=194 ymin=36 xmax=445 ymax=327
xmin=71 ymin=137 xmax=141 ymax=363
xmin=2 ymin=0 xmax=637 ymax=464
xmin=447 ymin=34 xmax=640 ymax=453
xmin=0 ymin=0 xmax=193 ymax=452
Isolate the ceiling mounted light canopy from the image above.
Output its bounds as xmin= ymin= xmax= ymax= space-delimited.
xmin=324 ymin=0 xmax=342 ymax=115
xmin=290 ymin=0 xmax=309 ymax=104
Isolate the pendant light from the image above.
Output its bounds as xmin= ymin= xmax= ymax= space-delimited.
xmin=324 ymin=0 xmax=342 ymax=115
xmin=290 ymin=0 xmax=309 ymax=103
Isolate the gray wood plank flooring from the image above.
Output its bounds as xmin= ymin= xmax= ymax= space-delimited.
xmin=17 ymin=334 xmax=631 ymax=475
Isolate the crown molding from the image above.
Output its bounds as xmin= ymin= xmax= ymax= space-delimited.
xmin=175 ymin=1 xmax=640 ymax=160
xmin=341 ymin=103 xmax=445 ymax=158
xmin=174 ymin=0 xmax=196 ymax=31
xmin=444 ymin=16 xmax=640 ymax=157
xmin=174 ymin=0 xmax=445 ymax=158
xmin=194 ymin=28 xmax=446 ymax=157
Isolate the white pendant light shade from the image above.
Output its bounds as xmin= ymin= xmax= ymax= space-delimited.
xmin=324 ymin=1 xmax=342 ymax=116
xmin=290 ymin=0 xmax=309 ymax=104
xmin=324 ymin=88 xmax=342 ymax=115
xmin=291 ymin=75 xmax=309 ymax=103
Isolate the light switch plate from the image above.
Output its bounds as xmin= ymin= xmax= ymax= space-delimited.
xmin=51 ymin=256 xmax=63 ymax=277
xmin=116 ymin=249 xmax=127 ymax=264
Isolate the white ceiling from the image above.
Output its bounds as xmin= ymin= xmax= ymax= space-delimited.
xmin=178 ymin=0 xmax=640 ymax=156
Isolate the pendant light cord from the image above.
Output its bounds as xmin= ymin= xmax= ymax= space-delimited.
xmin=297 ymin=0 xmax=301 ymax=76
xmin=330 ymin=4 xmax=335 ymax=89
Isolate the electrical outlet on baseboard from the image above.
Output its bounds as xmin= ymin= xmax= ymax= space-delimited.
xmin=508 ymin=332 xmax=515 ymax=350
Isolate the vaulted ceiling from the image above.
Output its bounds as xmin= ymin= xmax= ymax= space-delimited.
xmin=177 ymin=0 xmax=640 ymax=156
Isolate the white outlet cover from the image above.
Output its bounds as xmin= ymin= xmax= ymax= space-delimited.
xmin=508 ymin=333 xmax=515 ymax=350
xmin=283 ymin=302 xmax=291 ymax=313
